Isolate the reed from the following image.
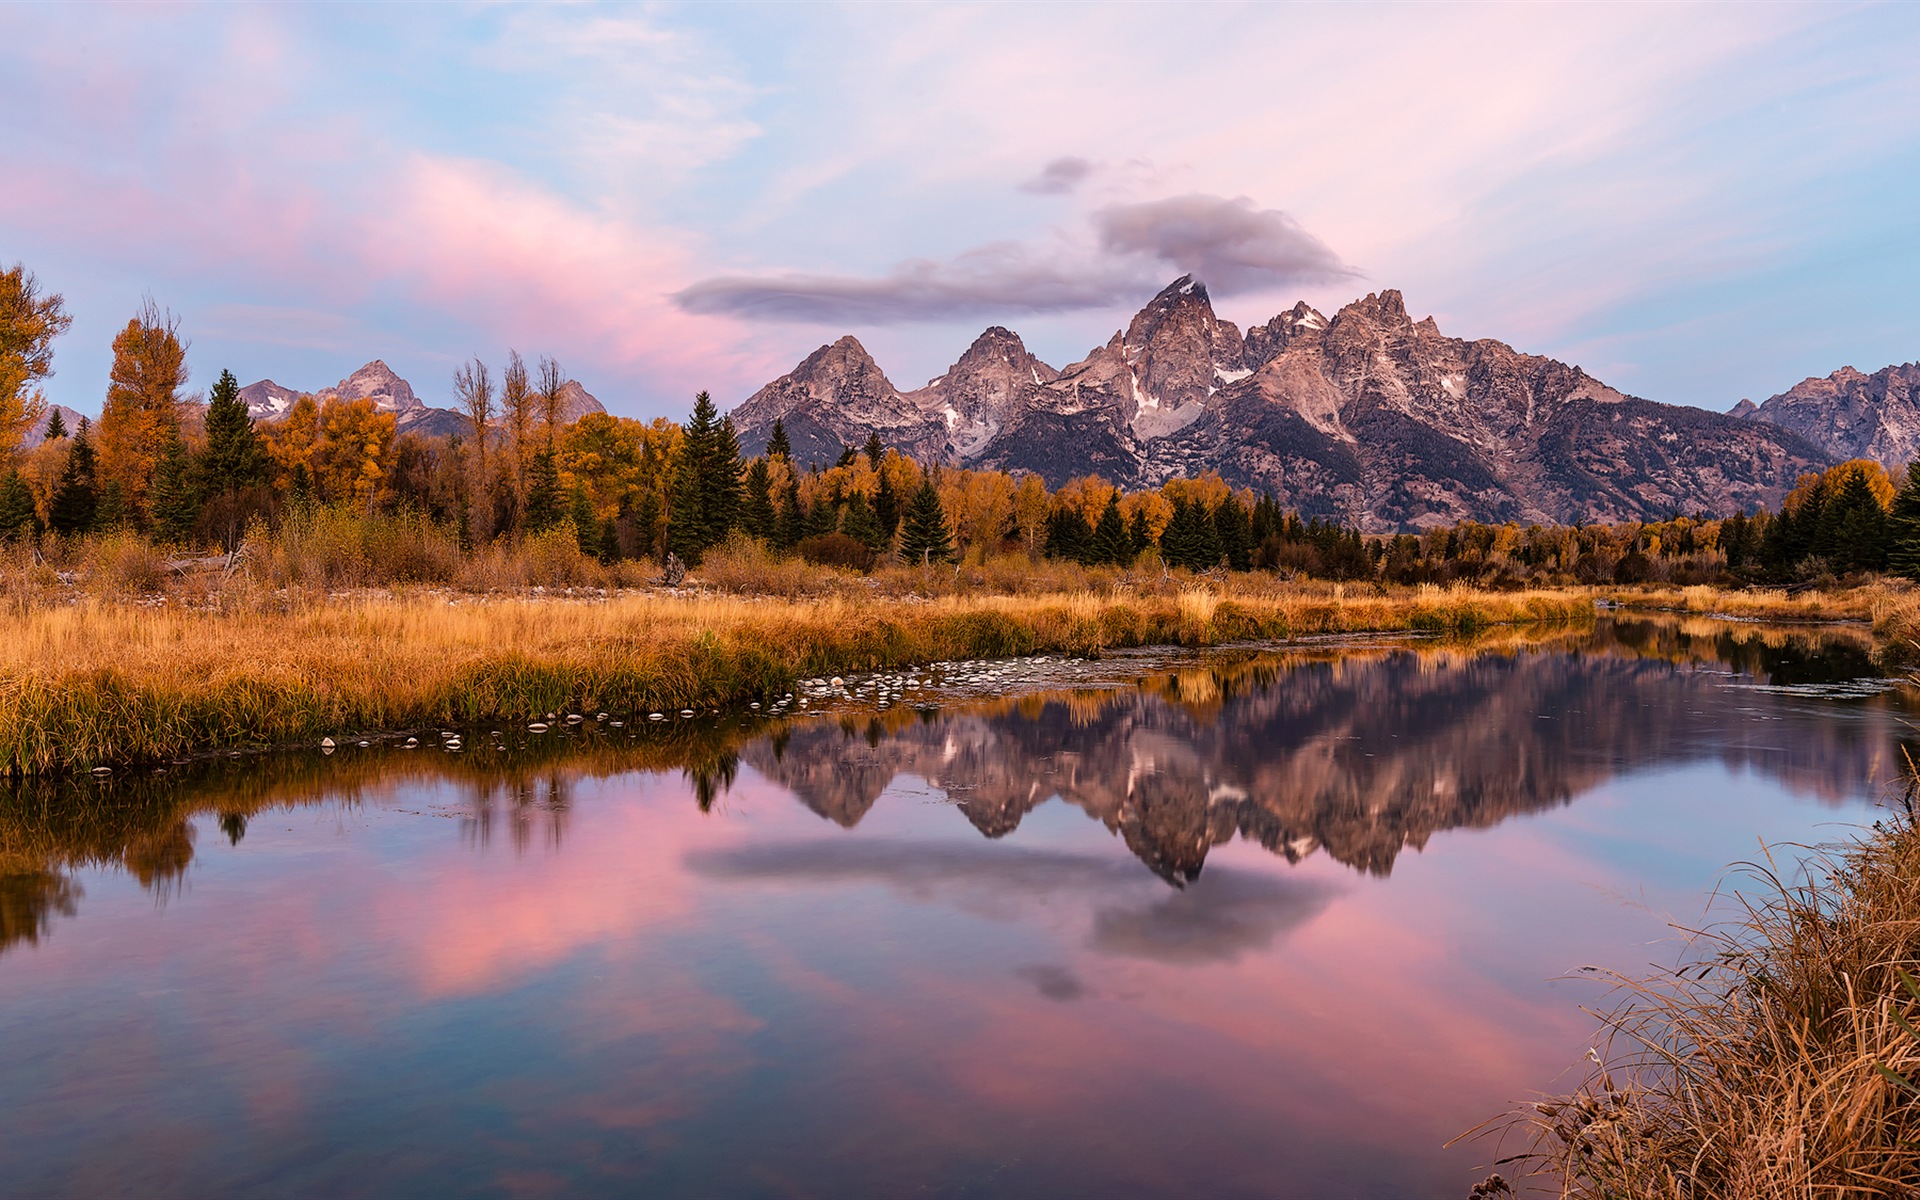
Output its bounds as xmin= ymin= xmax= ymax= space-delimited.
xmin=0 ymin=585 xmax=1595 ymax=773
xmin=1469 ymin=796 xmax=1920 ymax=1198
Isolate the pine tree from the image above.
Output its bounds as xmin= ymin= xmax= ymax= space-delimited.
xmin=1215 ymin=495 xmax=1253 ymax=571
xmin=1089 ymin=494 xmax=1130 ymax=565
xmin=599 ymin=516 xmax=621 ymax=564
xmin=803 ymin=492 xmax=840 ymax=539
xmin=93 ymin=479 xmax=127 ymax=532
xmin=634 ymin=489 xmax=662 ymax=560
xmin=665 ymin=426 xmax=706 ymax=564
xmin=1128 ymin=507 xmax=1152 ymax=557
xmin=743 ymin=458 xmax=775 ymax=539
xmin=834 ymin=445 xmax=858 ymax=470
xmin=842 ymin=489 xmax=885 ymax=550
xmin=767 ymin=419 xmax=792 ymax=461
xmin=774 ymin=473 xmax=804 ymax=550
xmin=47 ymin=416 xmax=97 ymax=536
xmin=874 ymin=469 xmax=900 ymax=540
xmin=0 ymin=470 xmax=39 ymax=541
xmin=1045 ymin=506 xmax=1092 ymax=563
xmin=863 ymin=432 xmax=884 ymax=469
xmin=898 ymin=477 xmax=954 ymax=565
xmin=43 ymin=408 xmax=65 ymax=441
xmin=1888 ymin=464 xmax=1920 ymax=580
xmin=148 ymin=429 xmax=199 ymax=545
xmin=570 ymin=483 xmax=598 ymax=556
xmin=1160 ymin=498 xmax=1223 ymax=571
xmin=198 ymin=368 xmax=263 ymax=492
xmin=703 ymin=413 xmax=745 ymax=543
xmin=524 ymin=447 xmax=562 ymax=534
xmin=1829 ymin=469 xmax=1889 ymax=573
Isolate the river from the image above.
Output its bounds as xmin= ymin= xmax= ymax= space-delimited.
xmin=0 ymin=616 xmax=1909 ymax=1198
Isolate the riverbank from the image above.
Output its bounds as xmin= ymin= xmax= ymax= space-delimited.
xmin=0 ymin=582 xmax=1592 ymax=774
xmin=1479 ymin=802 xmax=1920 ymax=1197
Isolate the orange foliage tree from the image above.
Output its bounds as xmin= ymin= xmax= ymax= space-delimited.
xmin=96 ymin=299 xmax=187 ymax=515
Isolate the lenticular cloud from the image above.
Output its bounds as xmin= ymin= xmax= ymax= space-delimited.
xmin=672 ymin=193 xmax=1354 ymax=325
xmin=1092 ymin=194 xmax=1356 ymax=295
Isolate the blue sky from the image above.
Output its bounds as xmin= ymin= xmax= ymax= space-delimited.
xmin=3 ymin=2 xmax=1917 ymax=421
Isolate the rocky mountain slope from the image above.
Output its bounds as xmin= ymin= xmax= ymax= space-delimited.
xmin=238 ymin=361 xmax=605 ymax=440
xmin=732 ymin=278 xmax=1827 ymax=528
xmin=1735 ymin=361 xmax=1920 ymax=474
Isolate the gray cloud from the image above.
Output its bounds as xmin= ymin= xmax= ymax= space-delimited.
xmin=684 ymin=837 xmax=1334 ymax=965
xmin=1018 ymin=156 xmax=1094 ymax=195
xmin=1088 ymin=870 xmax=1332 ymax=965
xmin=1093 ymin=194 xmax=1357 ymax=294
xmin=671 ymin=193 xmax=1353 ymax=325
xmin=674 ymin=243 xmax=1141 ymax=324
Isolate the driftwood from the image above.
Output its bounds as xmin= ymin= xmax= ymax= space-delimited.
xmin=659 ymin=552 xmax=687 ymax=587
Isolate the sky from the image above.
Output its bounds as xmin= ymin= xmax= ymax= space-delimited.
xmin=3 ymin=2 xmax=1918 ymax=422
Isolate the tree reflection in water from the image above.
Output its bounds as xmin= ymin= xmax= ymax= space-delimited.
xmin=0 ymin=616 xmax=1910 ymax=953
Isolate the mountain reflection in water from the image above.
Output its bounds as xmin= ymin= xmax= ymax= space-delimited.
xmin=0 ymin=616 xmax=1909 ymax=955
xmin=0 ymin=615 xmax=1912 ymax=1200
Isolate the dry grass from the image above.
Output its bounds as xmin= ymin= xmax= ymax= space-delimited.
xmin=1472 ymin=798 xmax=1920 ymax=1198
xmin=0 ymin=583 xmax=1595 ymax=773
xmin=1612 ymin=580 xmax=1916 ymax=624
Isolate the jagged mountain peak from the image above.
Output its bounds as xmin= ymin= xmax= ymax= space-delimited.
xmin=1746 ymin=359 xmax=1920 ymax=472
xmin=320 ymin=360 xmax=420 ymax=413
xmin=728 ymin=275 xmax=1827 ymax=526
xmin=1333 ymin=289 xmax=1412 ymax=329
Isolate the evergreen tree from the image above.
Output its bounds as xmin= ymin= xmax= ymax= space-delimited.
xmin=47 ymin=416 xmax=97 ymax=536
xmin=1888 ymin=464 xmax=1920 ymax=580
xmin=570 ymin=483 xmax=598 ymax=556
xmin=766 ymin=419 xmax=792 ymax=462
xmin=898 ymin=477 xmax=954 ymax=565
xmin=43 ymin=408 xmax=65 ymax=441
xmin=1128 ymin=507 xmax=1152 ymax=557
xmin=834 ymin=445 xmax=859 ymax=470
xmin=703 ymin=414 xmax=745 ymax=543
xmin=93 ymin=479 xmax=127 ymax=532
xmin=1721 ymin=510 xmax=1753 ymax=574
xmin=1044 ymin=506 xmax=1092 ymax=563
xmin=288 ymin=462 xmax=314 ymax=511
xmin=803 ymin=492 xmax=840 ymax=539
xmin=874 ymin=469 xmax=901 ymax=540
xmin=523 ymin=447 xmax=562 ymax=534
xmin=1089 ymin=494 xmax=1131 ymax=565
xmin=667 ymin=394 xmax=744 ymax=563
xmin=198 ymin=368 xmax=263 ymax=492
xmin=1214 ymin=495 xmax=1253 ymax=571
xmin=1160 ymin=498 xmax=1223 ymax=571
xmin=863 ymin=432 xmax=885 ymax=470
xmin=841 ymin=489 xmax=885 ymax=550
xmin=0 ymin=471 xmax=39 ymax=541
xmin=774 ymin=473 xmax=804 ymax=550
xmin=148 ymin=429 xmax=199 ymax=545
xmin=599 ymin=516 xmax=621 ymax=564
xmin=1829 ymin=469 xmax=1889 ymax=573
xmin=743 ymin=458 xmax=776 ymax=539
xmin=634 ymin=489 xmax=662 ymax=560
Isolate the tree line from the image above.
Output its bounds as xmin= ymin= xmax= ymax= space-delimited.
xmin=8 ymin=261 xmax=1920 ymax=587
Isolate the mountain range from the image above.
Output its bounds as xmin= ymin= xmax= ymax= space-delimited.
xmin=236 ymin=360 xmax=606 ymax=439
xmin=728 ymin=277 xmax=1912 ymax=529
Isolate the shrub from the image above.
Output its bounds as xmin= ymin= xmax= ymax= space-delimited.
xmin=796 ymin=532 xmax=875 ymax=573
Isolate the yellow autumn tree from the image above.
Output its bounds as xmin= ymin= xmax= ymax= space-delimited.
xmin=0 ymin=264 xmax=72 ymax=463
xmin=96 ymin=299 xmax=188 ymax=514
xmin=314 ymin=397 xmax=397 ymax=509
xmin=1011 ymin=473 xmax=1049 ymax=553
xmin=263 ymin=395 xmax=321 ymax=488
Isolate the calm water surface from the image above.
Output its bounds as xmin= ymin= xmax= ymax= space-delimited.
xmin=1 ymin=617 xmax=1912 ymax=1199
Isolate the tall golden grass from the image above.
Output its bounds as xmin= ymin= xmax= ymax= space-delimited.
xmin=1470 ymin=798 xmax=1920 ymax=1197
xmin=0 ymin=585 xmax=1594 ymax=773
